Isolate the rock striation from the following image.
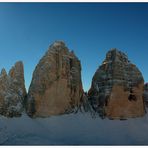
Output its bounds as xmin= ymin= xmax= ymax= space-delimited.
xmin=88 ymin=48 xmax=145 ymax=119
xmin=144 ymin=83 xmax=148 ymax=107
xmin=26 ymin=41 xmax=83 ymax=117
xmin=0 ymin=61 xmax=27 ymax=117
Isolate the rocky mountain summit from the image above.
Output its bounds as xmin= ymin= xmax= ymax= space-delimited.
xmin=0 ymin=61 xmax=27 ymax=117
xmin=26 ymin=41 xmax=84 ymax=117
xmin=88 ymin=48 xmax=145 ymax=119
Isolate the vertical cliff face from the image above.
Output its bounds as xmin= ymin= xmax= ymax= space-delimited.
xmin=0 ymin=61 xmax=27 ymax=117
xmin=26 ymin=41 xmax=83 ymax=117
xmin=144 ymin=83 xmax=148 ymax=107
xmin=88 ymin=49 xmax=145 ymax=119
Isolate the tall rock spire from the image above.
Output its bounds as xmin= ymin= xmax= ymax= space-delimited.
xmin=0 ymin=61 xmax=27 ymax=117
xmin=88 ymin=48 xmax=145 ymax=119
xmin=26 ymin=41 xmax=84 ymax=117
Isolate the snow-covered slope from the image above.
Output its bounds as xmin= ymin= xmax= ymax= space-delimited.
xmin=1 ymin=111 xmax=148 ymax=145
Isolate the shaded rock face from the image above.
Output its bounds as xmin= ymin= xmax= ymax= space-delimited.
xmin=0 ymin=61 xmax=27 ymax=117
xmin=144 ymin=83 xmax=148 ymax=107
xmin=78 ymin=92 xmax=93 ymax=113
xmin=88 ymin=49 xmax=145 ymax=119
xmin=26 ymin=41 xmax=83 ymax=117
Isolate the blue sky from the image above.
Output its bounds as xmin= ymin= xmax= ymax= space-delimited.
xmin=0 ymin=3 xmax=148 ymax=91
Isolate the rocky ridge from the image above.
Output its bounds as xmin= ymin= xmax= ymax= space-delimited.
xmin=0 ymin=43 xmax=146 ymax=120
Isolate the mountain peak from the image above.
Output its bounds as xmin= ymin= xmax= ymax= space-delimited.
xmin=104 ymin=48 xmax=129 ymax=64
xmin=0 ymin=68 xmax=7 ymax=77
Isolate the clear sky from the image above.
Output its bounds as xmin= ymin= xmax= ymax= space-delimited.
xmin=0 ymin=3 xmax=148 ymax=91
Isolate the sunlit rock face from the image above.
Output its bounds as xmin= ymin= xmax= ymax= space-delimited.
xmin=0 ymin=61 xmax=27 ymax=117
xmin=88 ymin=49 xmax=145 ymax=119
xmin=144 ymin=83 xmax=148 ymax=107
xmin=26 ymin=41 xmax=84 ymax=117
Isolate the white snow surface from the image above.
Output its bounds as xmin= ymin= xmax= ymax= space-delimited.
xmin=1 ymin=111 xmax=148 ymax=145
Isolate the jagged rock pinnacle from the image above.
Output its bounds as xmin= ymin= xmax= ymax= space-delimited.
xmin=0 ymin=61 xmax=26 ymax=117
